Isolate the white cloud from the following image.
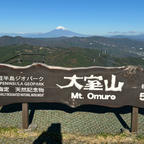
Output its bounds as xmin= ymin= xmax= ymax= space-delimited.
xmin=56 ymin=26 xmax=67 ymax=30
xmin=18 ymin=32 xmax=25 ymax=34
xmin=108 ymin=31 xmax=140 ymax=35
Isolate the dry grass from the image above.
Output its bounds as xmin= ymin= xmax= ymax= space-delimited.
xmin=0 ymin=127 xmax=40 ymax=138
xmin=63 ymin=133 xmax=141 ymax=144
xmin=0 ymin=127 xmax=144 ymax=144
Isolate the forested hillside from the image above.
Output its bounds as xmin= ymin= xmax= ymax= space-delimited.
xmin=0 ymin=45 xmax=144 ymax=67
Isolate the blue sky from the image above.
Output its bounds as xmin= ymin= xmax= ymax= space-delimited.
xmin=0 ymin=0 xmax=143 ymax=35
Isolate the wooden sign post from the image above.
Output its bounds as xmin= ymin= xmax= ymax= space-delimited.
xmin=22 ymin=103 xmax=29 ymax=129
xmin=131 ymin=107 xmax=138 ymax=133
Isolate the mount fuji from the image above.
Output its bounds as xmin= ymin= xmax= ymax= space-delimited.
xmin=0 ymin=26 xmax=89 ymax=38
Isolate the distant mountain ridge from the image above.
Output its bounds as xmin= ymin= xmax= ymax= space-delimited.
xmin=1 ymin=35 xmax=144 ymax=57
xmin=1 ymin=27 xmax=144 ymax=41
xmin=0 ymin=27 xmax=88 ymax=38
xmin=111 ymin=34 xmax=144 ymax=41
